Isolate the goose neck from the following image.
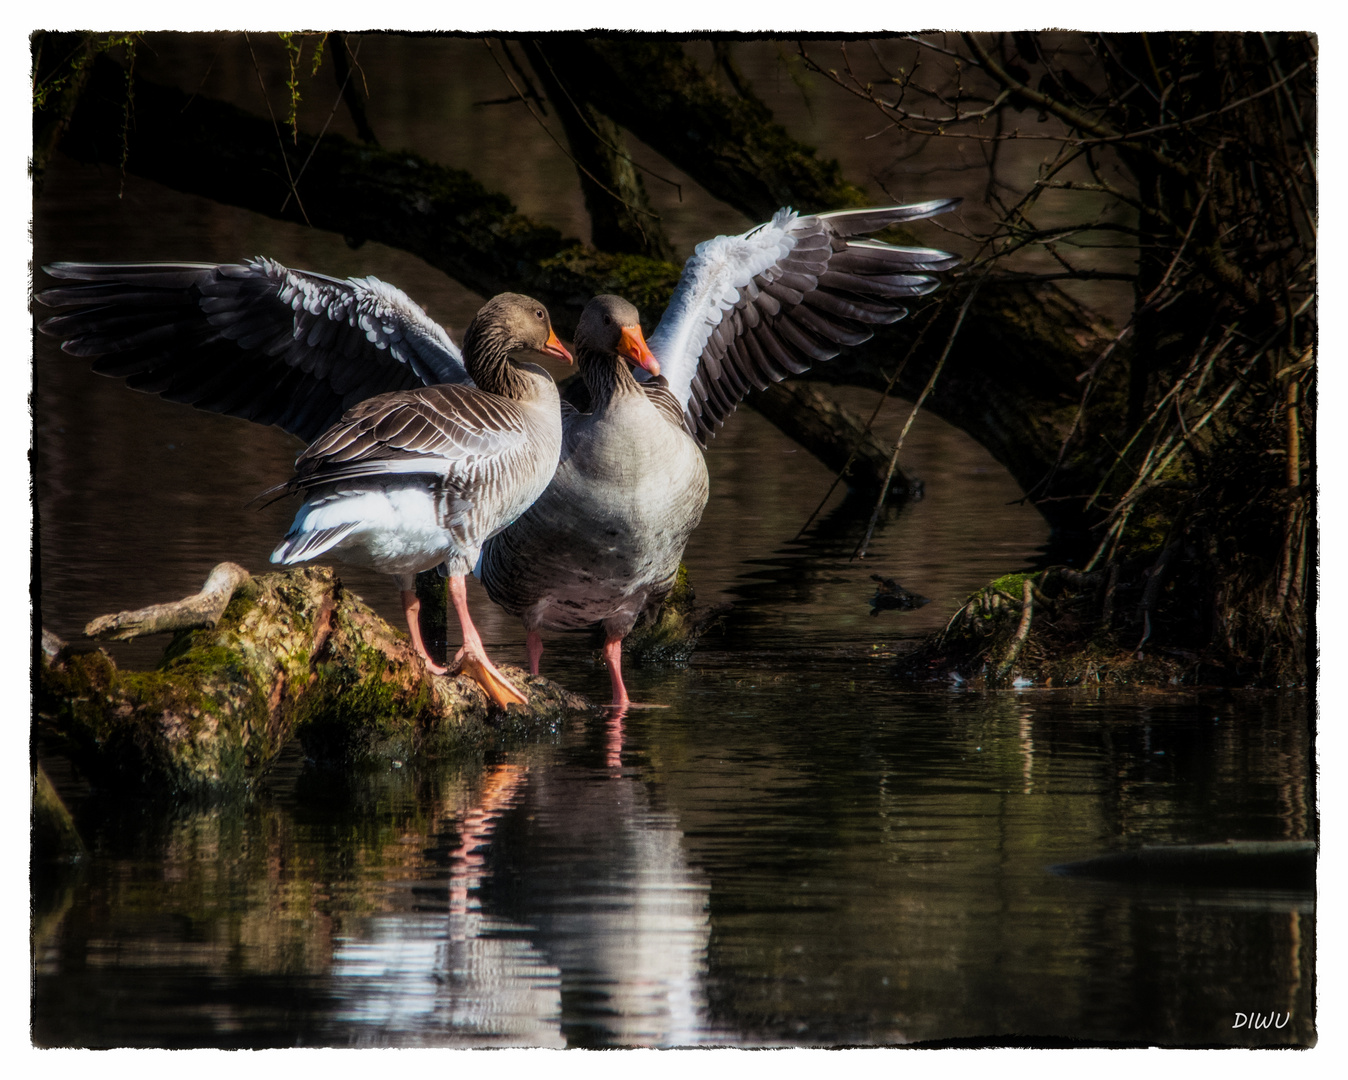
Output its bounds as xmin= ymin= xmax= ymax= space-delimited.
xmin=579 ymin=343 xmax=642 ymax=409
xmin=462 ymin=319 xmax=528 ymax=398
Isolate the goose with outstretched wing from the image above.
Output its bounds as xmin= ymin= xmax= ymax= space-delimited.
xmin=264 ymin=293 xmax=571 ymax=707
xmin=38 ymin=272 xmax=571 ymax=706
xmin=479 ymin=200 xmax=961 ymax=707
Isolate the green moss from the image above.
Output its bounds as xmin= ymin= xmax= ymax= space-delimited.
xmin=37 ymin=647 xmax=260 ymax=794
xmin=987 ymin=572 xmax=1031 ymax=596
xmin=537 ymin=244 xmax=682 ymax=321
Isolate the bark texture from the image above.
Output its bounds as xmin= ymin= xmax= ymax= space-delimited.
xmin=521 ymin=39 xmax=674 ymax=260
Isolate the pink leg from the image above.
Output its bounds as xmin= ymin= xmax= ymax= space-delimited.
xmin=400 ymin=590 xmax=447 ymax=675
xmin=446 ymin=575 xmax=527 ymax=708
xmin=526 ymin=631 xmax=544 ymax=676
xmin=602 ymin=635 xmax=630 ymax=708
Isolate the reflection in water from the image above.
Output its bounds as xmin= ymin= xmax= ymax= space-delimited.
xmin=327 ymin=733 xmax=711 ymax=1048
xmin=32 ymin=689 xmax=1312 ymax=1048
xmin=477 ymin=719 xmax=713 ymax=1047
xmin=330 ymin=763 xmax=566 ymax=1046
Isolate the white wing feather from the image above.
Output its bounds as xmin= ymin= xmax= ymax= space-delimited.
xmin=647 ymin=209 xmax=799 ymax=413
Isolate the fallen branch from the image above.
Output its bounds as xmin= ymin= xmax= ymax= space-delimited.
xmin=84 ymin=561 xmax=251 ymax=641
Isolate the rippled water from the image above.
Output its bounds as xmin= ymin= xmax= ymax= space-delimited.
xmin=33 ymin=682 xmax=1313 ymax=1048
xmin=31 ymin=35 xmax=1314 ymax=1049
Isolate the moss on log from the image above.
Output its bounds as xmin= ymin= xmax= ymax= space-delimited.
xmin=36 ymin=567 xmax=591 ymax=797
xmin=624 ymin=564 xmax=731 ymax=663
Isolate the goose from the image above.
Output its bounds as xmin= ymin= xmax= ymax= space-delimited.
xmin=37 ymin=272 xmax=570 ymax=705
xmin=265 ymin=292 xmax=571 ymax=705
xmin=479 ymin=201 xmax=961 ymax=706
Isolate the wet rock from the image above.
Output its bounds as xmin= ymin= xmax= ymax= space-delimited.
xmin=869 ymin=574 xmax=932 ymax=615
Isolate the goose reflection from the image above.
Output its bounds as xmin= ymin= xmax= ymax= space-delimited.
xmin=330 ymin=761 xmax=563 ymax=1046
xmin=330 ymin=721 xmax=712 ymax=1047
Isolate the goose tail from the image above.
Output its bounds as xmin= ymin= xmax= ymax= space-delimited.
xmin=270 ymin=522 xmax=360 ymax=566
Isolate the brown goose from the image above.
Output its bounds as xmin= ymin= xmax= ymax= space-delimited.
xmin=37 ymin=266 xmax=571 ymax=704
xmin=479 ymin=200 xmax=960 ymax=706
xmin=266 ymin=293 xmax=571 ymax=706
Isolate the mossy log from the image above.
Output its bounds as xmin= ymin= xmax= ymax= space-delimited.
xmin=36 ymin=566 xmax=591 ymax=797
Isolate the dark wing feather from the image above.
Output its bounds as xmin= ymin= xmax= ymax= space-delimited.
xmin=36 ymin=258 xmax=469 ymax=443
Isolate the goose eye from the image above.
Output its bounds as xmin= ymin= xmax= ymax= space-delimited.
xmin=603 ymin=314 xmax=612 ymax=326
xmin=535 ymin=308 xmax=544 ymax=321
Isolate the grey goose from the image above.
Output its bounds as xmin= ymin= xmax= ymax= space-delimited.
xmin=479 ymin=201 xmax=961 ymax=706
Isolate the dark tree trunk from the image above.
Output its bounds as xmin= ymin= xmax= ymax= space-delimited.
xmin=521 ymin=40 xmax=674 ymax=260
xmin=520 ymin=36 xmax=869 ymax=223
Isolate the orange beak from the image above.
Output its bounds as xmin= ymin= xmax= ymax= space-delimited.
xmin=618 ymin=324 xmax=660 ymax=377
xmin=541 ymin=326 xmax=573 ymax=364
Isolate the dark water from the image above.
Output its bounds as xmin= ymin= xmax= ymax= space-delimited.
xmin=30 ymin=35 xmax=1314 ymax=1048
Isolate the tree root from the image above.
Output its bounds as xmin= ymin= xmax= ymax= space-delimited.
xmin=994 ymin=577 xmax=1035 ymax=682
xmin=897 ymin=559 xmax=1237 ymax=690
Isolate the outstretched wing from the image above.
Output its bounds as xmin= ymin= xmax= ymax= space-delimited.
xmin=36 ymin=258 xmax=470 ymax=443
xmin=645 ymin=199 xmax=961 ymax=444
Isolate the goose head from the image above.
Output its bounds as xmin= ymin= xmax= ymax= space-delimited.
xmin=467 ymin=292 xmax=573 ymax=366
xmin=577 ymin=295 xmax=660 ymax=376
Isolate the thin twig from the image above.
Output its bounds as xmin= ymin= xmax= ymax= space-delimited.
xmin=853 ymin=279 xmax=981 ymax=560
xmin=281 ymin=35 xmax=367 ymax=215
xmin=243 ymin=31 xmax=310 ymax=225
